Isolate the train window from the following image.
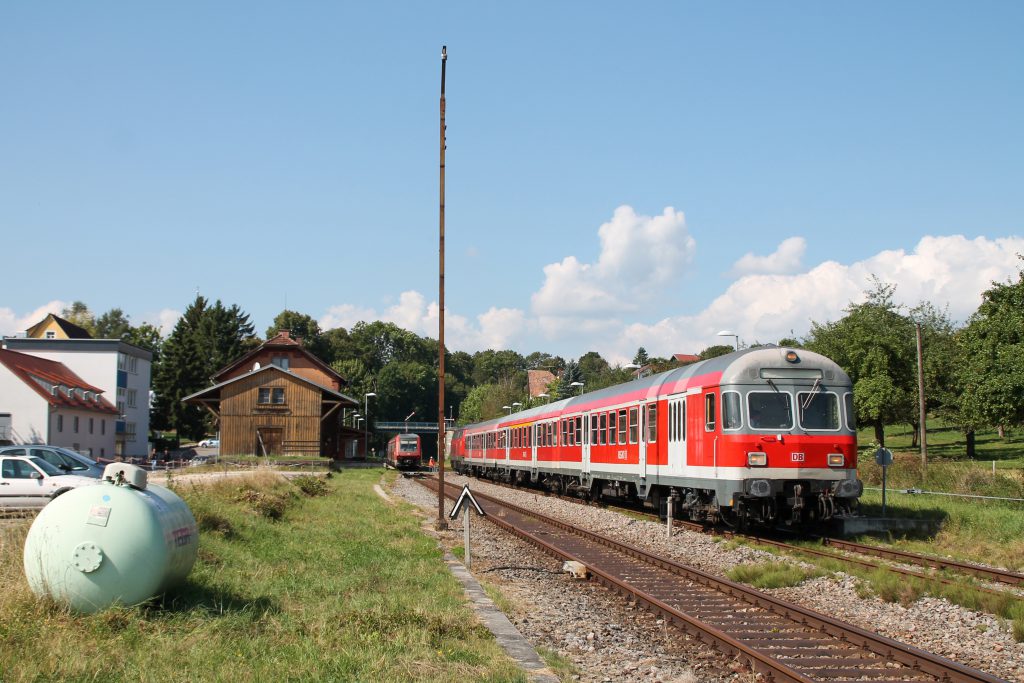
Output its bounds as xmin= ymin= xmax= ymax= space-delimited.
xmin=618 ymin=409 xmax=627 ymax=443
xmin=575 ymin=417 xmax=583 ymax=446
xmin=646 ymin=404 xmax=657 ymax=442
xmin=599 ymin=413 xmax=607 ymax=445
xmin=608 ymin=411 xmax=617 ymax=445
xmin=844 ymin=393 xmax=856 ymax=431
xmin=722 ymin=392 xmax=742 ymax=430
xmin=705 ymin=394 xmax=716 ymax=432
xmin=629 ymin=407 xmax=639 ymax=443
xmin=679 ymin=401 xmax=686 ymax=440
xmin=799 ymin=392 xmax=840 ymax=430
xmin=548 ymin=422 xmax=555 ymax=447
xmin=748 ymin=392 xmax=793 ymax=430
xmin=591 ymin=415 xmax=599 ymax=444
xmin=561 ymin=419 xmax=568 ymax=446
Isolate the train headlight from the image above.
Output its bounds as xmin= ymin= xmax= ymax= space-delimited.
xmin=827 ymin=453 xmax=845 ymax=467
xmin=747 ymin=452 xmax=767 ymax=467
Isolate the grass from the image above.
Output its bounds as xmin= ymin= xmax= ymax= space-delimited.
xmin=859 ymin=423 xmax=1024 ymax=466
xmin=726 ymin=561 xmax=816 ymax=589
xmin=0 ymin=469 xmax=526 ymax=682
xmin=537 ymin=646 xmax=580 ymax=681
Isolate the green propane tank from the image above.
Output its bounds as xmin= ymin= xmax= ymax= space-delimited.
xmin=23 ymin=463 xmax=198 ymax=613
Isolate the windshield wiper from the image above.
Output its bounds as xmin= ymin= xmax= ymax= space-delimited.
xmin=767 ymin=378 xmax=780 ymax=393
xmin=800 ymin=378 xmax=822 ymax=409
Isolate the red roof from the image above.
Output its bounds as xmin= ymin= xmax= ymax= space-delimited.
xmin=527 ymin=370 xmax=556 ymax=398
xmin=673 ymin=354 xmax=700 ymax=364
xmin=212 ymin=329 xmax=345 ymax=385
xmin=0 ymin=349 xmax=118 ymax=414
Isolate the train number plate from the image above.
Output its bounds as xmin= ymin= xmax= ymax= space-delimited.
xmin=791 ymin=452 xmax=805 ymax=462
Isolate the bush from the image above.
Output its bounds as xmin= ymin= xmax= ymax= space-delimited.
xmin=293 ymin=475 xmax=329 ymax=497
xmin=234 ymin=488 xmax=291 ymax=520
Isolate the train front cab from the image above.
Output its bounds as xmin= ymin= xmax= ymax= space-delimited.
xmin=664 ymin=349 xmax=862 ymax=527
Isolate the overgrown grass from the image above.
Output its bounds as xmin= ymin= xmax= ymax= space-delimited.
xmin=0 ymin=470 xmax=525 ymax=682
xmin=726 ymin=561 xmax=816 ymax=589
xmin=537 ymin=645 xmax=580 ymax=681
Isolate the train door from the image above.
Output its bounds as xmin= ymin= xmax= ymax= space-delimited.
xmin=638 ymin=400 xmax=648 ymax=480
xmin=504 ymin=427 xmax=510 ymax=462
xmin=531 ymin=423 xmax=538 ymax=467
xmin=581 ymin=411 xmax=591 ymax=474
xmin=667 ymin=393 xmax=686 ymax=476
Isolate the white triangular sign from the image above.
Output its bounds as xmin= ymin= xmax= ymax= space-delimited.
xmin=449 ymin=484 xmax=485 ymax=519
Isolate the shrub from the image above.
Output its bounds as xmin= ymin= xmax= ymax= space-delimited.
xmin=293 ymin=475 xmax=329 ymax=497
xmin=234 ymin=488 xmax=291 ymax=520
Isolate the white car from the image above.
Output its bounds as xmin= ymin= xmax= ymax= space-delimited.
xmin=198 ymin=438 xmax=220 ymax=448
xmin=0 ymin=455 xmax=98 ymax=508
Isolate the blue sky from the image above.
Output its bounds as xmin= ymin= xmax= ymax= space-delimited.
xmin=2 ymin=2 xmax=1022 ymax=363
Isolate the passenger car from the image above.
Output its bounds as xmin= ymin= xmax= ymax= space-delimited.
xmin=0 ymin=445 xmax=105 ymax=478
xmin=0 ymin=455 xmax=98 ymax=508
xmin=198 ymin=438 xmax=220 ymax=448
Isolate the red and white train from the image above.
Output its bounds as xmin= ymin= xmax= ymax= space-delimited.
xmin=449 ymin=346 xmax=862 ymax=527
xmin=385 ymin=433 xmax=423 ymax=471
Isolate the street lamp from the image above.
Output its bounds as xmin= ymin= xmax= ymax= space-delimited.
xmin=503 ymin=405 xmax=512 ymax=415
xmin=570 ymin=381 xmax=584 ymax=395
xmin=623 ymin=363 xmax=641 ymax=379
xmin=512 ymin=402 xmax=522 ymax=410
xmin=364 ymin=392 xmax=377 ymax=458
xmin=717 ymin=329 xmax=739 ymax=351
xmin=538 ymin=393 xmax=549 ymax=404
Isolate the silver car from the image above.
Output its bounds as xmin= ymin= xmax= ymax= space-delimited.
xmin=0 ymin=455 xmax=98 ymax=508
xmin=0 ymin=445 xmax=105 ymax=479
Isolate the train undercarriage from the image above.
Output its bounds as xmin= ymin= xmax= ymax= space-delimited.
xmin=451 ymin=461 xmax=861 ymax=530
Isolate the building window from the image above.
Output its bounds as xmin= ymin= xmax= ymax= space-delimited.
xmin=128 ymin=356 xmax=138 ymax=374
xmin=258 ymin=387 xmax=287 ymax=404
xmin=125 ymin=422 xmax=137 ymax=442
xmin=89 ymin=418 xmax=94 ymax=434
xmin=271 ymin=355 xmax=290 ymax=370
xmin=45 ymin=330 xmax=55 ymax=339
xmin=127 ymin=389 xmax=137 ymax=408
xmin=117 ymin=353 xmax=126 ymax=371
xmin=74 ymin=416 xmax=79 ymax=433
xmin=57 ymin=415 xmax=63 ymax=432
xmin=101 ymin=419 xmax=106 ymax=435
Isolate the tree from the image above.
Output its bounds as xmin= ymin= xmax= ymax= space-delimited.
xmin=471 ymin=349 xmax=526 ymax=391
xmin=61 ymin=301 xmax=96 ymax=336
xmin=954 ymin=264 xmax=1024 ymax=444
xmin=94 ymin=308 xmax=132 ymax=339
xmin=698 ymin=345 xmax=734 ymax=360
xmin=151 ymin=296 xmax=256 ymax=440
xmin=632 ymin=347 xmax=650 ymax=366
xmin=805 ymin=280 xmax=917 ymax=446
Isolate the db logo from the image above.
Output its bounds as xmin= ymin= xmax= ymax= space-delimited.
xmin=791 ymin=452 xmax=805 ymax=462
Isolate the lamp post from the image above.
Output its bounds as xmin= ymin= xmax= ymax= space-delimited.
xmin=512 ymin=402 xmax=522 ymax=411
xmin=717 ymin=329 xmax=739 ymax=351
xmin=538 ymin=393 xmax=549 ymax=404
xmin=570 ymin=381 xmax=584 ymax=395
xmin=503 ymin=405 xmax=512 ymax=415
xmin=623 ymin=363 xmax=641 ymax=379
xmin=364 ymin=392 xmax=376 ymax=458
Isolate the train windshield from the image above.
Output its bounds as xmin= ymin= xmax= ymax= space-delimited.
xmin=399 ymin=439 xmax=418 ymax=452
xmin=799 ymin=392 xmax=840 ymax=430
xmin=748 ymin=392 xmax=793 ymax=430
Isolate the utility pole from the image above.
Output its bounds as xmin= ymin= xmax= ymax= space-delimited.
xmin=916 ymin=322 xmax=928 ymax=478
xmin=437 ymin=45 xmax=448 ymax=530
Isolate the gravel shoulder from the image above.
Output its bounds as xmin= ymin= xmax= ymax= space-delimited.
xmin=392 ymin=473 xmax=1024 ymax=683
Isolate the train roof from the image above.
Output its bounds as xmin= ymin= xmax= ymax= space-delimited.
xmin=455 ymin=345 xmax=850 ymax=434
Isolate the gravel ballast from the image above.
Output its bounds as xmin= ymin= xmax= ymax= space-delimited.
xmin=392 ymin=473 xmax=1024 ymax=683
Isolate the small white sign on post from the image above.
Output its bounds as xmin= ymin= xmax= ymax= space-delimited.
xmin=449 ymin=485 xmax=485 ymax=569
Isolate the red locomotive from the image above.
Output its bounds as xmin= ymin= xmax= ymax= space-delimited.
xmin=449 ymin=346 xmax=862 ymax=527
xmin=386 ymin=433 xmax=423 ymax=471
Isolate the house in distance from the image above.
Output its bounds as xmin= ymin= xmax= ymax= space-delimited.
xmin=184 ymin=330 xmax=359 ymax=458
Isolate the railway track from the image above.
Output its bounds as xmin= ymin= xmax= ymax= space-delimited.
xmin=441 ymin=472 xmax=1024 ymax=592
xmin=422 ymin=477 xmax=1008 ymax=683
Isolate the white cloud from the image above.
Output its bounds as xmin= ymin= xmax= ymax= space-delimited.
xmin=531 ymin=206 xmax=695 ymax=316
xmin=140 ymin=308 xmax=182 ymax=336
xmin=319 ymin=303 xmax=380 ymax=331
xmin=731 ymin=236 xmax=806 ymax=276
xmin=0 ymin=300 xmax=66 ymax=337
xmin=612 ymin=234 xmax=1024 ymax=361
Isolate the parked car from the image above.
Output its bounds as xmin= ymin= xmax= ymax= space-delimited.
xmin=0 ymin=455 xmax=99 ymax=508
xmin=198 ymin=438 xmax=220 ymax=448
xmin=0 ymin=445 xmax=105 ymax=479
xmin=188 ymin=454 xmax=219 ymax=467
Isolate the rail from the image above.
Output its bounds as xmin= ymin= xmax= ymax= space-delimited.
xmin=423 ymin=477 xmax=1007 ymax=683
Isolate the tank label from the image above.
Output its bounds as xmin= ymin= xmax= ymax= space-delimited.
xmin=171 ymin=527 xmax=194 ymax=547
xmin=87 ymin=506 xmax=111 ymax=527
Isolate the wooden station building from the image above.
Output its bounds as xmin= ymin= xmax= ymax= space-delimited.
xmin=184 ymin=331 xmax=360 ymax=458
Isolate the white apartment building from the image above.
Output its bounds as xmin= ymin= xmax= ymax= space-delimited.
xmin=2 ymin=339 xmax=152 ymax=457
xmin=0 ymin=349 xmax=118 ymax=457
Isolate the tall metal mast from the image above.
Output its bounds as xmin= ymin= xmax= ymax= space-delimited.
xmin=437 ymin=45 xmax=448 ymax=529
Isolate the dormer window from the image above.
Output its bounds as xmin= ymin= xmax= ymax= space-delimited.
xmin=271 ymin=355 xmax=290 ymax=370
xmin=45 ymin=331 xmax=55 ymax=339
